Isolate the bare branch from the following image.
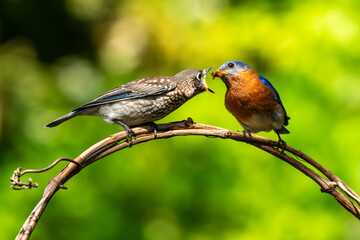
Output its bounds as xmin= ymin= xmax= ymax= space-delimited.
xmin=13 ymin=118 xmax=360 ymax=240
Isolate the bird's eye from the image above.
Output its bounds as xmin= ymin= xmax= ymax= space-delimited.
xmin=196 ymin=72 xmax=202 ymax=80
xmin=227 ymin=62 xmax=235 ymax=68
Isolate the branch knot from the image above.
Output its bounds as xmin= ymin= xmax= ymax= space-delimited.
xmin=321 ymin=181 xmax=337 ymax=193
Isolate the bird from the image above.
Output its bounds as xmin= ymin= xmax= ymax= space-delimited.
xmin=211 ymin=61 xmax=290 ymax=150
xmin=46 ymin=68 xmax=214 ymax=145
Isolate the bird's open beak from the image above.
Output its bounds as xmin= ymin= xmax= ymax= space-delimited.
xmin=211 ymin=69 xmax=228 ymax=79
xmin=206 ymin=87 xmax=214 ymax=93
xmin=203 ymin=67 xmax=215 ymax=94
xmin=204 ymin=67 xmax=212 ymax=73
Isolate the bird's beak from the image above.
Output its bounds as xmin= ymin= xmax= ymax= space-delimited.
xmin=206 ymin=87 xmax=215 ymax=93
xmin=203 ymin=67 xmax=215 ymax=94
xmin=211 ymin=69 xmax=228 ymax=79
xmin=203 ymin=67 xmax=212 ymax=75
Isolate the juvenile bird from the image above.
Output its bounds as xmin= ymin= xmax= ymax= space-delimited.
xmin=46 ymin=68 xmax=214 ymax=145
xmin=212 ymin=61 xmax=290 ymax=150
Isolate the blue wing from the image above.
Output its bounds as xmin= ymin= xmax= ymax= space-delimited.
xmin=259 ymin=76 xmax=289 ymax=126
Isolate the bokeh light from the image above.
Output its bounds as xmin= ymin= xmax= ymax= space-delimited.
xmin=1 ymin=0 xmax=360 ymax=239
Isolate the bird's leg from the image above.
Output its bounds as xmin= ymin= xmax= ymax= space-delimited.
xmin=242 ymin=129 xmax=252 ymax=138
xmin=131 ymin=122 xmax=159 ymax=139
xmin=148 ymin=122 xmax=159 ymax=139
xmin=114 ymin=120 xmax=135 ymax=147
xmin=275 ymin=130 xmax=287 ymax=153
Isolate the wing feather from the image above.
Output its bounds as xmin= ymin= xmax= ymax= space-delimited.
xmin=259 ymin=76 xmax=289 ymax=126
xmin=75 ymin=77 xmax=177 ymax=110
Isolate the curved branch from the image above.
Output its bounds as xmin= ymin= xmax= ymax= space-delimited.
xmin=14 ymin=118 xmax=360 ymax=240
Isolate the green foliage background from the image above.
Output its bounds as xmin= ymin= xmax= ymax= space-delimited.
xmin=1 ymin=0 xmax=360 ymax=239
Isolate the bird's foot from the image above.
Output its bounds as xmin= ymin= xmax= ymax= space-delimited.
xmin=148 ymin=122 xmax=159 ymax=139
xmin=277 ymin=139 xmax=287 ymax=153
xmin=242 ymin=130 xmax=252 ymax=138
xmin=275 ymin=130 xmax=287 ymax=153
xmin=124 ymin=127 xmax=136 ymax=147
xmin=115 ymin=120 xmax=136 ymax=147
xmin=132 ymin=122 xmax=159 ymax=139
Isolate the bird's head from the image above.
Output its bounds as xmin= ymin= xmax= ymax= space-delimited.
xmin=211 ymin=61 xmax=252 ymax=80
xmin=173 ymin=68 xmax=214 ymax=98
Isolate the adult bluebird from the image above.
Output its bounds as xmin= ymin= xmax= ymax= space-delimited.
xmin=211 ymin=61 xmax=290 ymax=149
xmin=46 ymin=68 xmax=214 ymax=145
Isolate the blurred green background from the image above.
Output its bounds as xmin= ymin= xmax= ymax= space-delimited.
xmin=1 ymin=0 xmax=360 ymax=239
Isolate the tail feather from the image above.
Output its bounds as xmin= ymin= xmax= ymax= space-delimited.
xmin=275 ymin=125 xmax=290 ymax=134
xmin=45 ymin=111 xmax=78 ymax=128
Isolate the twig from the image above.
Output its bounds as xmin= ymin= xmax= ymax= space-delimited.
xmin=13 ymin=118 xmax=360 ymax=240
xmin=10 ymin=158 xmax=81 ymax=190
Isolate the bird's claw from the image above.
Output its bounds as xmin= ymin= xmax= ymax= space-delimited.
xmin=125 ymin=128 xmax=136 ymax=147
xmin=277 ymin=139 xmax=287 ymax=153
xmin=115 ymin=120 xmax=136 ymax=147
xmin=149 ymin=122 xmax=159 ymax=139
xmin=242 ymin=130 xmax=252 ymax=138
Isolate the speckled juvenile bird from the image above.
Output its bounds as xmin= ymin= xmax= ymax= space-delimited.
xmin=46 ymin=68 xmax=213 ymax=144
xmin=212 ymin=61 xmax=290 ymax=149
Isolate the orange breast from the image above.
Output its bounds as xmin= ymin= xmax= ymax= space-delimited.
xmin=224 ymin=70 xmax=279 ymax=129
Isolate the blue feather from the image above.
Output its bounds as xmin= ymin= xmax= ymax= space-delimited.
xmin=259 ymin=76 xmax=281 ymax=104
xmin=259 ymin=75 xmax=289 ymax=126
xmin=96 ymin=92 xmax=135 ymax=102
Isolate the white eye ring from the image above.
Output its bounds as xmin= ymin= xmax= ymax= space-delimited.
xmin=196 ymin=72 xmax=202 ymax=80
